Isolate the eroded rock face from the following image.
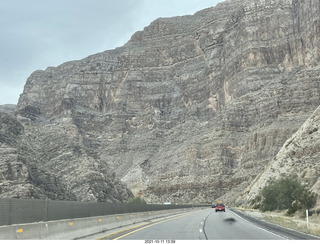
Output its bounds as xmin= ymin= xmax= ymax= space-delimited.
xmin=0 ymin=112 xmax=42 ymax=199
xmin=0 ymin=112 xmax=133 ymax=202
xmin=0 ymin=104 xmax=16 ymax=117
xmin=242 ymin=105 xmax=320 ymax=209
xmin=10 ymin=0 xmax=320 ymax=203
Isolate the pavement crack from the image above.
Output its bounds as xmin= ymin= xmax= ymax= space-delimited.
xmin=199 ymin=211 xmax=213 ymax=240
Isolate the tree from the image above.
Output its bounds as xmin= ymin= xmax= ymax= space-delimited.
xmin=260 ymin=175 xmax=317 ymax=214
xmin=128 ymin=197 xmax=147 ymax=204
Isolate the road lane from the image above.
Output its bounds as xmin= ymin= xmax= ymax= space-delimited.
xmin=116 ymin=209 xmax=210 ymax=240
xmin=204 ymin=209 xmax=283 ymax=240
xmin=117 ymin=208 xmax=285 ymax=240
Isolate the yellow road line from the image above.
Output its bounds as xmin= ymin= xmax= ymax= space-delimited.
xmin=113 ymin=212 xmax=195 ymax=240
xmin=96 ymin=222 xmax=150 ymax=240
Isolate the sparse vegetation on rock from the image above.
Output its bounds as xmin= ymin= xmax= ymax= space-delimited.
xmin=128 ymin=197 xmax=147 ymax=204
xmin=259 ymin=175 xmax=317 ymax=215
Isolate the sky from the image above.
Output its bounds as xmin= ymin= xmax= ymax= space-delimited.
xmin=0 ymin=0 xmax=224 ymax=105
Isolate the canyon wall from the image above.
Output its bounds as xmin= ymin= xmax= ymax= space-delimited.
xmin=1 ymin=0 xmax=319 ymax=204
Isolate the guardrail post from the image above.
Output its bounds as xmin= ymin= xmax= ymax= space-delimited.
xmin=44 ymin=199 xmax=48 ymax=222
xmin=9 ymin=198 xmax=12 ymax=226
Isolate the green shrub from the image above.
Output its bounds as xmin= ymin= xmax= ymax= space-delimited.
xmin=128 ymin=197 xmax=147 ymax=204
xmin=259 ymin=175 xmax=317 ymax=214
xmin=250 ymin=196 xmax=261 ymax=209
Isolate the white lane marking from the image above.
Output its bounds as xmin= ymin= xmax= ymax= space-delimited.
xmin=112 ymin=210 xmax=199 ymax=240
xmin=229 ymin=209 xmax=287 ymax=239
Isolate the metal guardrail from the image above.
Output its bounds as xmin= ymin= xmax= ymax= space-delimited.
xmin=0 ymin=198 xmax=209 ymax=226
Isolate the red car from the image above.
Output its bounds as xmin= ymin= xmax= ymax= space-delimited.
xmin=215 ymin=203 xmax=226 ymax=212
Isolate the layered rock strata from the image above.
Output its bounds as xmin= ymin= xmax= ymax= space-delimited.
xmin=2 ymin=0 xmax=319 ymax=203
xmin=241 ymin=105 xmax=320 ymax=208
xmin=0 ymin=112 xmax=132 ymax=202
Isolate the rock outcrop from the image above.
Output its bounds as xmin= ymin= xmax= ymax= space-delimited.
xmin=0 ymin=112 xmax=41 ymax=199
xmin=0 ymin=104 xmax=16 ymax=117
xmin=241 ymin=105 xmax=320 ymax=208
xmin=2 ymin=0 xmax=319 ymax=204
xmin=0 ymin=112 xmax=133 ymax=202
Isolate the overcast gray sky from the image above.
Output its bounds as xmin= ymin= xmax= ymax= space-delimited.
xmin=0 ymin=0 xmax=224 ymax=105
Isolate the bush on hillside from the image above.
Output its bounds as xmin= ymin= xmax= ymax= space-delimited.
xmin=260 ymin=175 xmax=317 ymax=214
xmin=128 ymin=197 xmax=147 ymax=204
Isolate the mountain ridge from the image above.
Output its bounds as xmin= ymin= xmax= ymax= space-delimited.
xmin=0 ymin=0 xmax=319 ymax=205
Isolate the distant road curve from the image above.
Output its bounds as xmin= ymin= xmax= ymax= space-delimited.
xmin=98 ymin=208 xmax=319 ymax=240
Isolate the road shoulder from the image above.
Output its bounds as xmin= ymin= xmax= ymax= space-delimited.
xmin=231 ymin=208 xmax=319 ymax=240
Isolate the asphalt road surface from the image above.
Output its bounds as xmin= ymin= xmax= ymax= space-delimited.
xmin=102 ymin=208 xmax=288 ymax=240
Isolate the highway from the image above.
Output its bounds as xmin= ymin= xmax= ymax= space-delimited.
xmin=96 ymin=208 xmax=287 ymax=240
xmin=3 ymin=198 xmax=318 ymax=240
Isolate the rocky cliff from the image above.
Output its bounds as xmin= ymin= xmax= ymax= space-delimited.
xmin=0 ymin=104 xmax=16 ymax=117
xmin=3 ymin=0 xmax=319 ymax=204
xmin=0 ymin=111 xmax=132 ymax=202
xmin=0 ymin=112 xmax=34 ymax=198
xmin=241 ymin=104 xmax=320 ymax=208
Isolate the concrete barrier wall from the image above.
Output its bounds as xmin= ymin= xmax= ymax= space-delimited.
xmin=0 ymin=208 xmax=198 ymax=240
xmin=0 ymin=198 xmax=205 ymax=226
